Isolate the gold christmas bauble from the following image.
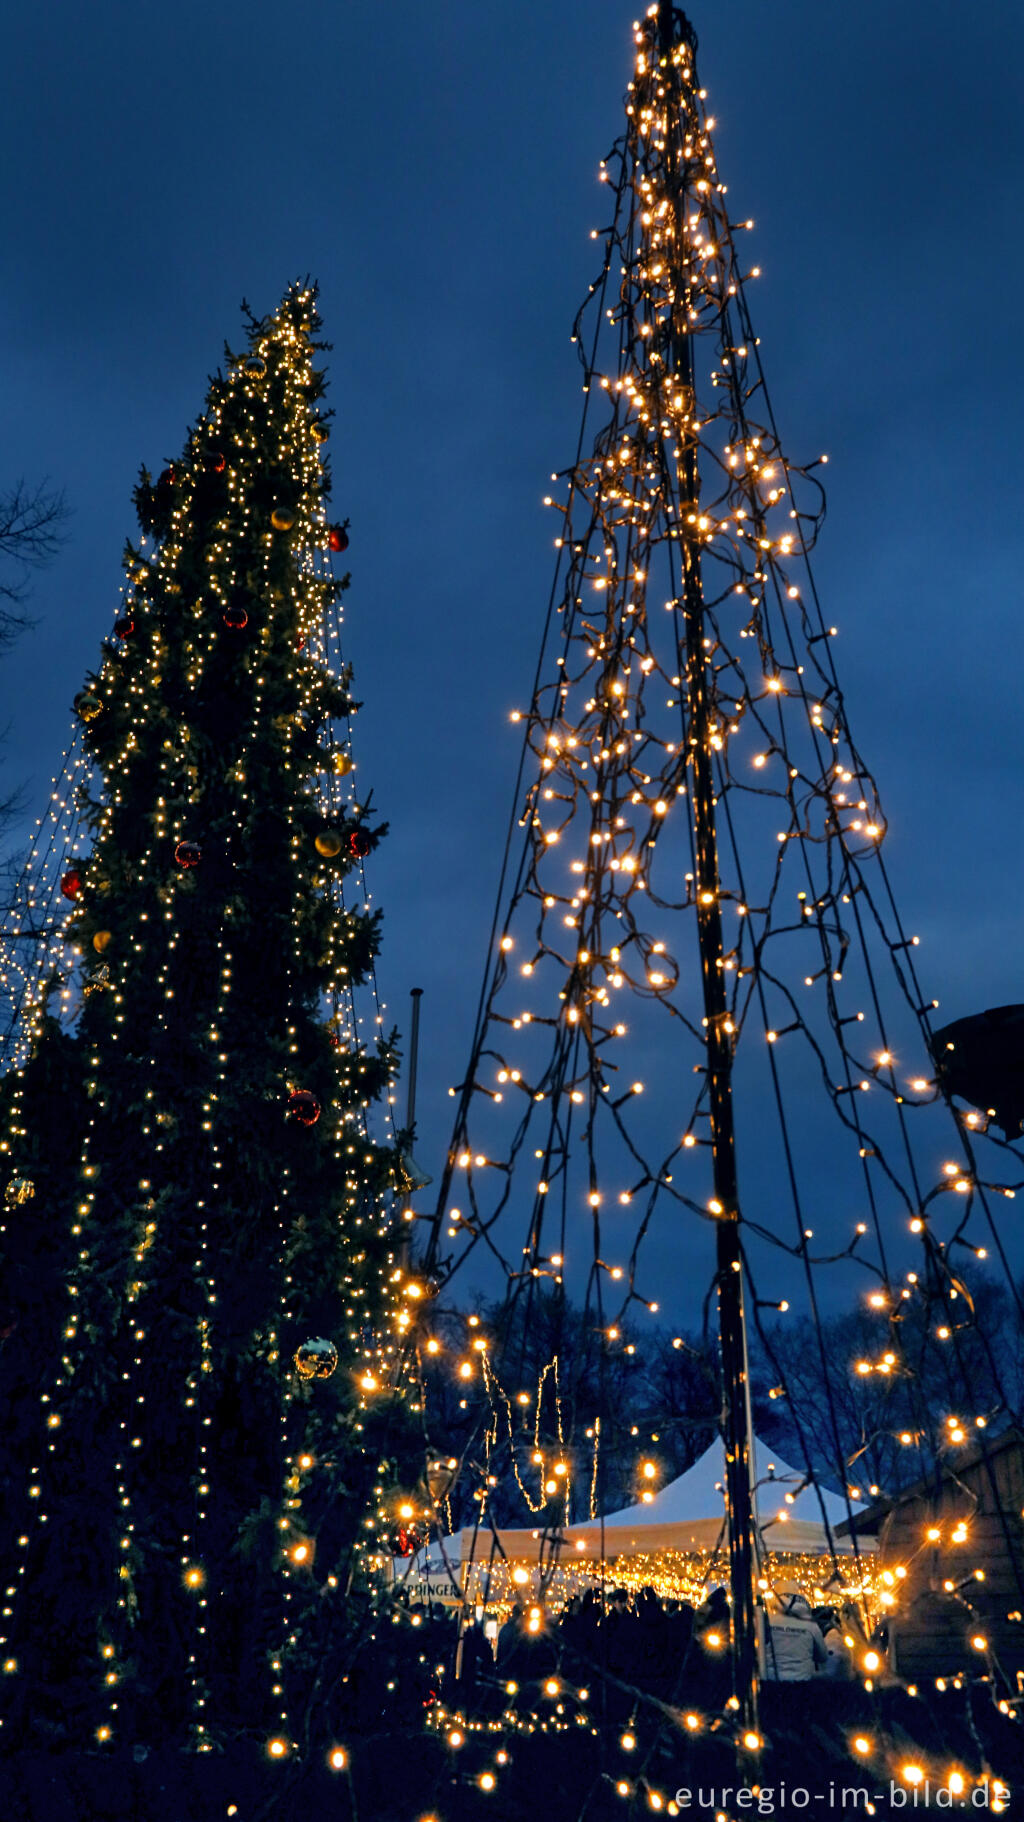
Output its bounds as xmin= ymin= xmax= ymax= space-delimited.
xmin=315 ymin=829 xmax=343 ymax=859
xmin=93 ymin=930 xmax=112 ymax=953
xmin=294 ymin=1338 xmax=338 ymax=1381
xmin=331 ymin=753 xmax=354 ymax=777
xmin=271 ymin=507 xmax=296 ymax=532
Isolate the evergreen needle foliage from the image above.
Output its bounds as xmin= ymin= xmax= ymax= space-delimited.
xmin=0 ymin=283 xmax=419 ymax=1767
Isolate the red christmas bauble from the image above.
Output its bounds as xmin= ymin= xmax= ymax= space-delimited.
xmin=347 ymin=828 xmax=372 ymax=860
xmin=114 ymin=614 xmax=135 ymax=638
xmin=157 ymin=465 xmax=175 ymax=487
xmin=223 ymin=604 xmax=249 ymax=630
xmin=61 ymin=868 xmax=84 ymax=901
xmin=328 ymin=525 xmax=349 ymax=553
xmin=288 ymin=1089 xmax=321 ymax=1127
xmin=205 ymin=450 xmax=226 ymax=473
xmin=388 ymin=1525 xmax=425 ymax=1557
xmin=174 ymin=840 xmax=201 ymax=868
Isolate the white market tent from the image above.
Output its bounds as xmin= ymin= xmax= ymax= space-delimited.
xmin=398 ymin=1434 xmax=872 ymax=1594
xmin=592 ymin=1433 xmax=863 ymax=1549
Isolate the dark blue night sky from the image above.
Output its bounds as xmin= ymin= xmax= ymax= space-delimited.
xmin=3 ymin=0 xmax=1024 ymax=1322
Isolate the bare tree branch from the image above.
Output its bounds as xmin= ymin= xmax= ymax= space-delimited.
xmin=0 ymin=478 xmax=70 ymax=860
xmin=0 ymin=477 xmax=70 ymax=644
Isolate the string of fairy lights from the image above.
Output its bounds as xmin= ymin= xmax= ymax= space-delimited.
xmin=0 ymin=739 xmax=91 ymax=1068
xmin=384 ymin=0 xmax=1024 ymax=1801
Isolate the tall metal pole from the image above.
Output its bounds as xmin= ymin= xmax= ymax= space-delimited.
xmin=659 ymin=0 xmax=760 ymax=1733
xmin=406 ymin=986 xmax=423 ymax=1134
xmin=397 ymin=988 xmax=425 ymax=1278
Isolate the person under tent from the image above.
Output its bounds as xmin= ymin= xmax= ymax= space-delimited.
xmin=760 ymin=1583 xmax=828 ymax=1681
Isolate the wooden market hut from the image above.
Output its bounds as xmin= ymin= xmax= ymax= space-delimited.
xmin=838 ymin=1425 xmax=1024 ymax=1686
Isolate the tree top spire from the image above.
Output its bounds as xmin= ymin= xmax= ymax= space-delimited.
xmin=657 ymin=0 xmax=698 ymax=57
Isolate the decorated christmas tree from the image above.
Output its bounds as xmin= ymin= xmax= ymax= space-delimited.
xmin=0 ymin=283 xmax=417 ymax=1778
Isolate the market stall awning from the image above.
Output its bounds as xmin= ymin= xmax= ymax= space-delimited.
xmin=398 ymin=1434 xmax=872 ymax=1582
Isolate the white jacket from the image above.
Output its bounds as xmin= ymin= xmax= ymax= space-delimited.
xmin=760 ymin=1598 xmax=828 ymax=1682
